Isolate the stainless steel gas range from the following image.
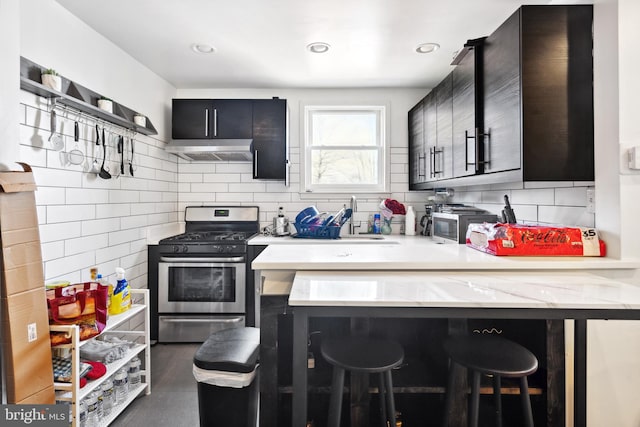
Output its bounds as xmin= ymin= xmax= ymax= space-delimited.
xmin=152 ymin=206 xmax=259 ymax=342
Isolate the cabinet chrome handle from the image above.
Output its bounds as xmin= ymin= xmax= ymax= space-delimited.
xmin=161 ymin=316 xmax=243 ymax=324
xmin=213 ymin=108 xmax=218 ymax=137
xmin=205 ymin=109 xmax=209 ymax=137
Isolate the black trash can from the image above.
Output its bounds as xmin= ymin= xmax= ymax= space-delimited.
xmin=193 ymin=327 xmax=260 ymax=427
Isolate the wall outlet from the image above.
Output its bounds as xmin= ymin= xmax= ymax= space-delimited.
xmin=27 ymin=323 xmax=37 ymax=342
xmin=586 ymin=188 xmax=595 ymax=214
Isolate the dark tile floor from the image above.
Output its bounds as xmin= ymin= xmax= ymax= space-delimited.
xmin=111 ymin=343 xmax=201 ymax=427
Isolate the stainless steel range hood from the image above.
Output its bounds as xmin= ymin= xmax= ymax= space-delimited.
xmin=165 ymin=139 xmax=253 ymax=162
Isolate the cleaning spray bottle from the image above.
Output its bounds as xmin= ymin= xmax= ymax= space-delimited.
xmin=110 ymin=267 xmax=131 ymax=315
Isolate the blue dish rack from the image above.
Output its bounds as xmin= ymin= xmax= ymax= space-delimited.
xmin=292 ymin=209 xmax=352 ymax=239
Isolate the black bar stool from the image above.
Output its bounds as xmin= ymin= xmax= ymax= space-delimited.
xmin=321 ymin=336 xmax=404 ymax=427
xmin=443 ymin=334 xmax=538 ymax=427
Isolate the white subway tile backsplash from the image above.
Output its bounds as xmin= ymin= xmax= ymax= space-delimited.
xmin=95 ymin=203 xmax=132 ymax=219
xmin=32 ymin=167 xmax=83 ymax=188
xmin=204 ymin=174 xmax=241 ymax=183
xmin=555 ymin=187 xmax=588 ymax=206
xmin=81 ymin=219 xmax=121 ymax=236
xmin=40 ymin=241 xmax=64 ymax=263
xmin=96 ymin=243 xmax=131 ymax=265
xmin=66 ymin=188 xmax=109 ymax=205
xmin=65 ymin=234 xmax=109 ymax=256
xmin=538 ymin=205 xmax=595 ymax=227
xmin=216 ymin=193 xmax=256 ymax=202
xmin=109 ymin=228 xmax=145 ymax=246
xmin=190 ymin=182 xmax=229 ymax=193
xmin=45 ymin=251 xmax=95 ymax=280
xmin=510 ymin=188 xmax=554 ymax=205
xmin=181 ymin=173 xmax=204 ymax=183
xmin=35 ymin=187 xmax=66 ymax=205
xmin=121 ymin=214 xmax=148 ymax=230
xmin=216 ymin=163 xmax=253 ymax=174
xmin=47 ymin=205 xmax=95 ymax=223
xmin=228 ymin=183 xmax=267 ymax=193
xmin=40 ymin=222 xmax=82 ymax=243
xmin=109 ymin=190 xmax=140 ymax=203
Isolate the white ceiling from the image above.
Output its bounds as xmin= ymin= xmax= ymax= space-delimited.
xmin=55 ymin=0 xmax=566 ymax=89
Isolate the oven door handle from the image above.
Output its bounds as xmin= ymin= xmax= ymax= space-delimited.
xmin=159 ymin=256 xmax=245 ymax=263
xmin=160 ymin=316 xmax=244 ymax=324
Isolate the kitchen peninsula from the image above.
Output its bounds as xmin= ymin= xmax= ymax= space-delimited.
xmin=250 ymin=238 xmax=640 ymax=427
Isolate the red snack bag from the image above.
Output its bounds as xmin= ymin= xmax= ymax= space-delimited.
xmin=46 ymin=282 xmax=109 ymax=340
xmin=466 ymin=223 xmax=606 ymax=256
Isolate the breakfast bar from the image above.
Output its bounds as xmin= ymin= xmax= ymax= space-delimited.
xmin=251 ymin=240 xmax=640 ymax=426
xmin=288 ymin=270 xmax=640 ymax=427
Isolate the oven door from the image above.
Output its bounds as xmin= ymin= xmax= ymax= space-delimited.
xmin=158 ymin=256 xmax=246 ymax=313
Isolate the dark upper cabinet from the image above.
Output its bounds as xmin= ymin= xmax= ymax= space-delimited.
xmin=452 ymin=40 xmax=485 ymax=178
xmin=172 ymin=99 xmax=252 ymax=139
xmin=483 ymin=5 xmax=594 ymax=182
xmin=407 ymin=5 xmax=594 ymax=189
xmin=434 ymin=73 xmax=453 ymax=180
xmin=252 ymin=98 xmax=288 ymax=181
xmin=408 ymin=100 xmax=425 ymax=188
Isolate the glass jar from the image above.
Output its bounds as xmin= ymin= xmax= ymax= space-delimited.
xmin=128 ymin=356 xmax=141 ymax=386
xmin=84 ymin=393 xmax=99 ymax=427
xmin=101 ymin=377 xmax=115 ymax=416
xmin=113 ymin=368 xmax=129 ymax=405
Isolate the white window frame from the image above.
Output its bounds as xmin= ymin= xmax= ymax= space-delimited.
xmin=302 ymin=105 xmax=388 ymax=194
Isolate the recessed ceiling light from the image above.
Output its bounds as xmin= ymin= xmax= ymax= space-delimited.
xmin=416 ymin=43 xmax=440 ymax=54
xmin=191 ymin=43 xmax=215 ymax=54
xmin=307 ymin=42 xmax=331 ymax=54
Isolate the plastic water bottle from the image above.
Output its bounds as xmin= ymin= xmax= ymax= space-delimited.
xmin=128 ymin=356 xmax=141 ymax=386
xmin=84 ymin=393 xmax=99 ymax=427
xmin=113 ymin=368 xmax=129 ymax=405
xmin=405 ymin=206 xmax=416 ymax=236
xmin=101 ymin=377 xmax=115 ymax=416
xmin=78 ymin=399 xmax=87 ymax=427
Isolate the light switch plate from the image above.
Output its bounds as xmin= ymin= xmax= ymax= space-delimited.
xmin=586 ymin=188 xmax=595 ymax=214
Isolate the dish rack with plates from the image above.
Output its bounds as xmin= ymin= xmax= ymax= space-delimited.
xmin=292 ymin=209 xmax=352 ymax=239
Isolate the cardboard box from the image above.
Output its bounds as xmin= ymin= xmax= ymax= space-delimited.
xmin=0 ymin=163 xmax=44 ymax=296
xmin=1 ymin=288 xmax=54 ymax=402
xmin=15 ymin=385 xmax=56 ymax=405
xmin=0 ymin=163 xmax=54 ymax=403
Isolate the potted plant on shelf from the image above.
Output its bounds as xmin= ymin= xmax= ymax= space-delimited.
xmin=41 ymin=68 xmax=62 ymax=92
xmin=97 ymin=96 xmax=113 ymax=113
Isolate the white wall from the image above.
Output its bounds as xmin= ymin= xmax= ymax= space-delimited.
xmin=16 ymin=0 xmax=179 ymax=289
xmin=587 ymin=0 xmax=640 ymax=426
xmin=0 ymin=0 xmax=21 ymax=171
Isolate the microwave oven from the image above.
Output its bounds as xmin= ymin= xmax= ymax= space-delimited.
xmin=431 ymin=212 xmax=498 ymax=244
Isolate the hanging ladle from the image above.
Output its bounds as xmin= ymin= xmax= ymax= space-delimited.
xmin=98 ymin=129 xmax=111 ymax=179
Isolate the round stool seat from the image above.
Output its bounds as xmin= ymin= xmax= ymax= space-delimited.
xmin=444 ymin=334 xmax=538 ymax=377
xmin=321 ymin=336 xmax=404 ymax=372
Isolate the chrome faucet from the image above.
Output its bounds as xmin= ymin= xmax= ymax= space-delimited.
xmin=348 ymin=195 xmax=360 ymax=235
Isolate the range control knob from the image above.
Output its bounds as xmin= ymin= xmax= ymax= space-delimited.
xmin=173 ymin=245 xmax=180 ymax=253
xmin=182 ymin=245 xmax=189 ymax=253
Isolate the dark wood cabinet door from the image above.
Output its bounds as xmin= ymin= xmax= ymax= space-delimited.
xmin=520 ymin=5 xmax=594 ymax=181
xmin=408 ymin=100 xmax=425 ymax=188
xmin=452 ymin=48 xmax=477 ymax=178
xmin=423 ymin=92 xmax=437 ymax=182
xmin=483 ymin=9 xmax=522 ymax=174
xmin=212 ymin=99 xmax=253 ymax=139
xmin=436 ymin=73 xmax=453 ymax=180
xmin=252 ymin=99 xmax=287 ymax=180
xmin=171 ymin=99 xmax=212 ymax=139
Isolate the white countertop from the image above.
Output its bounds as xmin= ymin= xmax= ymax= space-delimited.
xmin=251 ymin=236 xmax=640 ymax=271
xmin=289 ymin=271 xmax=640 ymax=309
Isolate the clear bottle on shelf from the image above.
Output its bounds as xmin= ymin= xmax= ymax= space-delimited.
xmin=90 ymin=389 xmax=103 ymax=419
xmin=84 ymin=393 xmax=99 ymax=427
xmin=78 ymin=399 xmax=87 ymax=427
xmin=113 ymin=368 xmax=129 ymax=405
xmin=101 ymin=377 xmax=115 ymax=416
xmin=128 ymin=356 xmax=141 ymax=386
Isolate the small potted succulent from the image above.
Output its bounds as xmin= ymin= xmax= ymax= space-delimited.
xmin=41 ymin=68 xmax=62 ymax=92
xmin=97 ymin=96 xmax=113 ymax=113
